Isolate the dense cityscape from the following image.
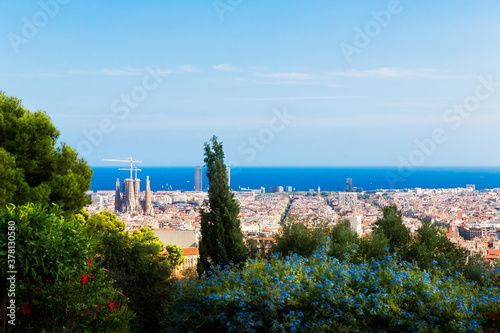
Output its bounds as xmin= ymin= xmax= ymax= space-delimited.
xmin=86 ymin=168 xmax=500 ymax=266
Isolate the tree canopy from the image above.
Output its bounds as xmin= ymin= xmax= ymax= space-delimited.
xmin=84 ymin=210 xmax=126 ymax=235
xmin=0 ymin=92 xmax=92 ymax=213
xmin=198 ymin=136 xmax=247 ymax=274
xmin=273 ymin=216 xmax=330 ymax=258
xmin=165 ymin=244 xmax=185 ymax=267
xmin=373 ymin=204 xmax=411 ymax=252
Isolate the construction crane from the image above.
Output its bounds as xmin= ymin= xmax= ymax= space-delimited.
xmin=119 ymin=167 xmax=142 ymax=179
xmin=103 ymin=157 xmax=142 ymax=179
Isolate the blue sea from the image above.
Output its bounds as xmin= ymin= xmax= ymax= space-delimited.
xmin=89 ymin=166 xmax=500 ymax=192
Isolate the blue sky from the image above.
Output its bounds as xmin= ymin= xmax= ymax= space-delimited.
xmin=2 ymin=0 xmax=500 ymax=167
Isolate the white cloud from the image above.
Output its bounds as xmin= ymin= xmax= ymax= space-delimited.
xmin=334 ymin=67 xmax=451 ymax=79
xmin=65 ymin=66 xmax=174 ymax=76
xmin=257 ymin=72 xmax=317 ymax=80
xmin=102 ymin=68 xmax=142 ymax=76
xmin=212 ymin=64 xmax=238 ymax=72
xmin=177 ymin=65 xmax=197 ymax=73
xmin=0 ymin=72 xmax=63 ymax=78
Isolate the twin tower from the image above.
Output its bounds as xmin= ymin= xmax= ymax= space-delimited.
xmin=114 ymin=176 xmax=152 ymax=214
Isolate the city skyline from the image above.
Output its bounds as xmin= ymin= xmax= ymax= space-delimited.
xmin=2 ymin=1 xmax=500 ymax=167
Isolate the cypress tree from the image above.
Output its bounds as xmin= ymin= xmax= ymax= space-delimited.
xmin=197 ymin=136 xmax=247 ymax=275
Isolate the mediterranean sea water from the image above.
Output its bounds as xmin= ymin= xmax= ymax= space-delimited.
xmin=89 ymin=167 xmax=500 ymax=192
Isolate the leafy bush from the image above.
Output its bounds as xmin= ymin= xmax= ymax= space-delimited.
xmin=0 ymin=204 xmax=132 ymax=332
xmin=272 ymin=216 xmax=329 ymax=258
xmin=0 ymin=203 xmax=90 ymax=282
xmin=14 ymin=266 xmax=133 ymax=332
xmin=95 ymin=230 xmax=173 ymax=332
xmin=165 ymin=246 xmax=500 ymax=332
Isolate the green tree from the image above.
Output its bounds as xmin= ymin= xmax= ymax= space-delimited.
xmin=328 ymin=219 xmax=360 ymax=261
xmin=165 ymin=244 xmax=185 ymax=267
xmin=406 ymin=219 xmax=466 ymax=271
xmin=273 ymin=216 xmax=330 ymax=258
xmin=463 ymin=252 xmax=489 ymax=286
xmin=373 ymin=204 xmax=410 ymax=254
xmin=198 ymin=136 xmax=247 ymax=275
xmin=358 ymin=232 xmax=390 ymax=262
xmin=0 ymin=93 xmax=92 ymax=213
xmin=84 ymin=210 xmax=126 ymax=235
xmin=132 ymin=226 xmax=166 ymax=252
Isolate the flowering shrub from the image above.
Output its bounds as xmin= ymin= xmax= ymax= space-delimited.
xmin=165 ymin=247 xmax=500 ymax=332
xmin=15 ymin=266 xmax=133 ymax=332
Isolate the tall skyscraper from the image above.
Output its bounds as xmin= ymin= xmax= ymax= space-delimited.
xmin=345 ymin=178 xmax=353 ymax=192
xmin=144 ymin=176 xmax=152 ymax=214
xmin=195 ymin=166 xmax=202 ymax=191
xmin=114 ymin=178 xmax=121 ymax=212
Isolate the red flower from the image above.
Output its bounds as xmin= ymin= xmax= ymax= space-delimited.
xmin=81 ymin=273 xmax=88 ymax=285
xmin=108 ymin=300 xmax=118 ymax=310
xmin=22 ymin=303 xmax=31 ymax=315
xmin=96 ymin=305 xmax=100 ymax=313
xmin=88 ymin=257 xmax=92 ymax=267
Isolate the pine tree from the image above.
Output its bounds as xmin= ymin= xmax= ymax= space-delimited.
xmin=197 ymin=136 xmax=247 ymax=274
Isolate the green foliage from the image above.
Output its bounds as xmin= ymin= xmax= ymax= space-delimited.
xmin=273 ymin=216 xmax=329 ymax=258
xmin=328 ymin=219 xmax=360 ymax=261
xmin=358 ymin=232 xmax=390 ymax=262
xmin=85 ymin=210 xmax=126 ymax=235
xmin=198 ymin=136 xmax=248 ymax=275
xmin=75 ymin=208 xmax=90 ymax=225
xmin=463 ymin=253 xmax=489 ymax=286
xmin=132 ymin=226 xmax=165 ymax=250
xmin=0 ymin=148 xmax=24 ymax=209
xmin=373 ymin=204 xmax=410 ymax=254
xmin=406 ymin=219 xmax=466 ymax=272
xmin=0 ymin=203 xmax=90 ymax=282
xmin=165 ymin=244 xmax=185 ymax=267
xmin=0 ymin=203 xmax=131 ymax=332
xmin=14 ymin=267 xmax=133 ymax=332
xmin=95 ymin=230 xmax=173 ymax=332
xmin=0 ymin=92 xmax=92 ymax=213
